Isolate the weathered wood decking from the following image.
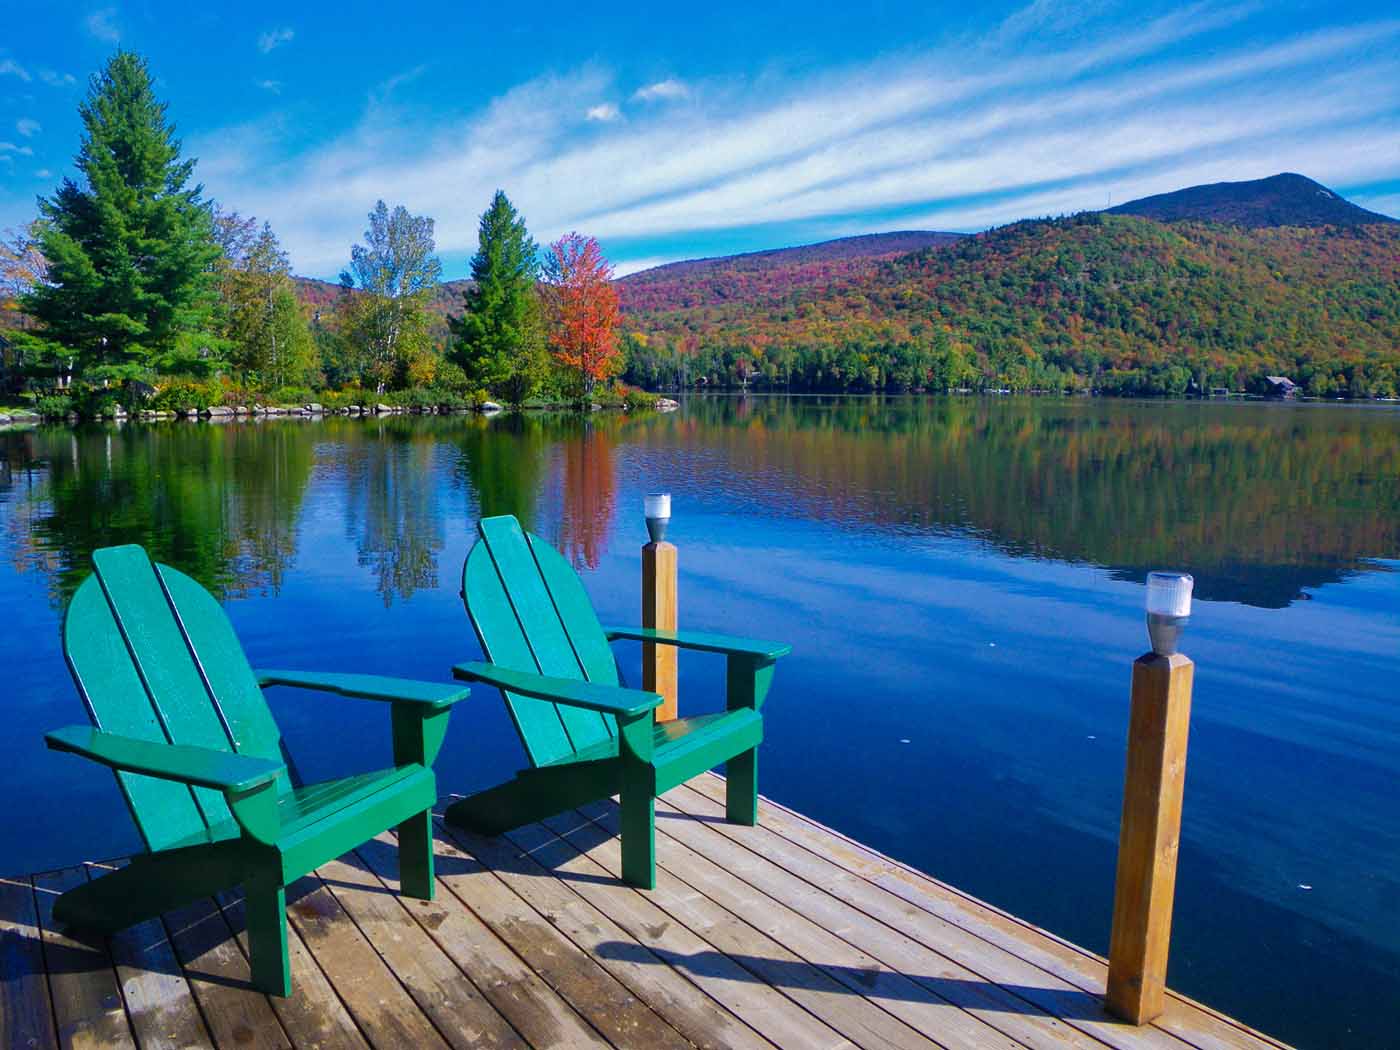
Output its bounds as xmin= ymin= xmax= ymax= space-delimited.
xmin=1 ymin=774 xmax=1291 ymax=1050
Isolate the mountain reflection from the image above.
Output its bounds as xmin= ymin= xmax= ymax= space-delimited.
xmin=645 ymin=396 xmax=1400 ymax=608
xmin=2 ymin=396 xmax=1397 ymax=609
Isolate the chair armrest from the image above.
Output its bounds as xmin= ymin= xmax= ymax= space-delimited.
xmin=46 ymin=725 xmax=284 ymax=793
xmin=602 ymin=627 xmax=792 ymax=661
xmin=452 ymin=662 xmax=661 ymax=719
xmin=256 ymin=669 xmax=469 ymax=710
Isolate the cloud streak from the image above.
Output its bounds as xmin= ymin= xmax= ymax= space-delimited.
xmin=84 ymin=8 xmax=121 ymax=44
xmin=258 ymin=27 xmax=294 ymax=54
xmin=633 ymin=78 xmax=689 ymax=102
xmin=191 ymin=6 xmax=1400 ymax=277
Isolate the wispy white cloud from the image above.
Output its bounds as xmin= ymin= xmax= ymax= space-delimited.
xmin=35 ymin=168 xmax=53 ymax=178
xmin=0 ymin=142 xmax=35 ymax=156
xmin=190 ymin=7 xmax=1400 ymax=277
xmin=613 ymin=255 xmax=686 ymax=276
xmin=84 ymin=8 xmax=121 ymax=44
xmin=258 ymin=27 xmax=294 ymax=54
xmin=16 ymin=119 xmax=40 ymax=138
xmin=257 ymin=79 xmax=282 ymax=94
xmin=633 ymin=78 xmax=689 ymax=102
xmin=0 ymin=59 xmax=31 ymax=82
xmin=39 ymin=69 xmax=77 ymax=87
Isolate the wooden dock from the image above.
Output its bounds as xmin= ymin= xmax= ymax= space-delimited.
xmin=1 ymin=774 xmax=1292 ymax=1050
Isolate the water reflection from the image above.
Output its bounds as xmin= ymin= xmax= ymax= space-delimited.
xmin=558 ymin=421 xmax=618 ymax=569
xmin=3 ymin=398 xmax=1399 ymax=1050
xmin=335 ymin=419 xmax=448 ymax=606
xmin=3 ymin=422 xmax=313 ymax=603
xmin=2 ymin=396 xmax=1398 ymax=608
xmin=635 ymin=396 xmax=1400 ymax=607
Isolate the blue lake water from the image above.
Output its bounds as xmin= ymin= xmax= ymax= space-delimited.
xmin=2 ymin=396 xmax=1397 ymax=1048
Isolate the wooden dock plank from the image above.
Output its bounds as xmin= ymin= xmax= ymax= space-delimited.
xmin=214 ymin=887 xmax=370 ymax=1050
xmin=661 ymin=783 xmax=1195 ymax=1050
xmin=502 ymin=818 xmax=858 ymax=1050
xmin=314 ymin=851 xmax=525 ymax=1050
xmin=685 ymin=775 xmax=1289 ymax=1050
xmin=161 ymin=894 xmax=294 ymax=1050
xmin=0 ymin=876 xmax=58 ymax=1050
xmin=31 ymin=867 xmax=136 ymax=1050
xmin=539 ymin=808 xmax=964 ymax=1050
xmin=276 ymin=876 xmax=453 ymax=1050
xmin=437 ymin=815 xmax=765 ymax=1050
xmin=0 ymin=786 xmax=1296 ymax=1050
xmin=355 ymin=833 xmax=614 ymax=1050
xmin=585 ymin=796 xmax=1100 ymax=1050
xmin=90 ymin=862 xmax=214 ymax=1050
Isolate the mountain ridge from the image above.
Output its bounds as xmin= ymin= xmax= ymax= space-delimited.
xmin=1106 ymin=172 xmax=1397 ymax=228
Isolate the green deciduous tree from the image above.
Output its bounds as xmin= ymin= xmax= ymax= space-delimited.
xmin=19 ymin=51 xmax=221 ymax=387
xmin=225 ymin=223 xmax=313 ymax=390
xmin=338 ymin=200 xmax=442 ymax=393
xmin=449 ymin=191 xmax=548 ymax=405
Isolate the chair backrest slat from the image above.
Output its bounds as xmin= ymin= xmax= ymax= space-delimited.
xmin=155 ymin=566 xmax=287 ymax=775
xmin=526 ymin=535 xmax=619 ymax=690
xmin=464 ymin=516 xmax=616 ymax=766
xmin=63 ymin=545 xmax=287 ymax=848
xmin=64 ymin=575 xmax=209 ymax=851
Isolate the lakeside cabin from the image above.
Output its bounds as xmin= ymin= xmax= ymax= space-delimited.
xmin=1264 ymin=375 xmax=1299 ymax=399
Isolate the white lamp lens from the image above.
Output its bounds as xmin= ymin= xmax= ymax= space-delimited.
xmin=644 ymin=492 xmax=671 ymax=519
xmin=1146 ymin=572 xmax=1193 ymax=617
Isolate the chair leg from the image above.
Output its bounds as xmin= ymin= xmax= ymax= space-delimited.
xmin=397 ymin=808 xmax=435 ymax=901
xmin=727 ymin=747 xmax=759 ymax=826
xmin=619 ymin=780 xmax=656 ymax=890
xmin=245 ymin=877 xmax=291 ymax=997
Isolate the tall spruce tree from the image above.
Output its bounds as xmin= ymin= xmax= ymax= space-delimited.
xmin=449 ymin=191 xmax=548 ymax=405
xmin=20 ymin=51 xmax=221 ymax=386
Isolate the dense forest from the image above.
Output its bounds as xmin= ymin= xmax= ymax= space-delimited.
xmin=616 ymin=214 xmax=1400 ymax=397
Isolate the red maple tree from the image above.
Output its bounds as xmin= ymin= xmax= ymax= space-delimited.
xmin=542 ymin=233 xmax=620 ymax=396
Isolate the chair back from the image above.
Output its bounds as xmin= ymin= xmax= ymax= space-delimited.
xmin=63 ymin=545 xmax=288 ymax=849
xmin=462 ymin=516 xmax=618 ymax=767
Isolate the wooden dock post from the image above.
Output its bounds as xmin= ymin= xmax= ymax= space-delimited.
xmin=1106 ymin=650 xmax=1195 ymax=1024
xmin=642 ymin=539 xmax=678 ymax=722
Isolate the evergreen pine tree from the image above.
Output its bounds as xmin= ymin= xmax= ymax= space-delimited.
xmin=20 ymin=51 xmax=221 ymax=387
xmin=449 ymin=191 xmax=549 ymax=405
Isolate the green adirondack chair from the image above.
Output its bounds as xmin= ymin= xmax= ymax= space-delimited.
xmin=445 ymin=515 xmax=791 ymax=889
xmin=43 ymin=544 xmax=469 ymax=997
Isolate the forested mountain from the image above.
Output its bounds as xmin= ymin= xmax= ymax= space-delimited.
xmin=616 ymin=196 xmax=1400 ymax=397
xmin=284 ymin=174 xmax=1399 ymax=399
xmin=618 ymin=231 xmax=963 ymax=312
xmin=1107 ymin=173 xmax=1398 ymax=228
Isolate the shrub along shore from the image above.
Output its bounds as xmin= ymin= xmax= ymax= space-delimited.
xmin=5 ymin=382 xmax=664 ymax=425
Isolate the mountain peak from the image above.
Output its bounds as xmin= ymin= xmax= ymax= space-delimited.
xmin=1106 ymin=173 xmax=1396 ymax=228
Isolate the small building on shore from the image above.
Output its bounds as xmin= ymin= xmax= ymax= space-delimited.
xmin=1264 ymin=375 xmax=1299 ymax=399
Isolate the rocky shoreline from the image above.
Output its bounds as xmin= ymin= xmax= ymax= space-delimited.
xmin=0 ymin=396 xmax=680 ymax=428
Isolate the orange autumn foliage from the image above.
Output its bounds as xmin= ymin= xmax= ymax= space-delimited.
xmin=542 ymin=233 xmax=620 ymax=395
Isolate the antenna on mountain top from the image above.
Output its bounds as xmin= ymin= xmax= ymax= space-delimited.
xmin=1107 ymin=192 xmax=1113 ymax=209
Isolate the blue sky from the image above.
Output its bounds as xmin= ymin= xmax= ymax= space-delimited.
xmin=2 ymin=1 xmax=1398 ymax=279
